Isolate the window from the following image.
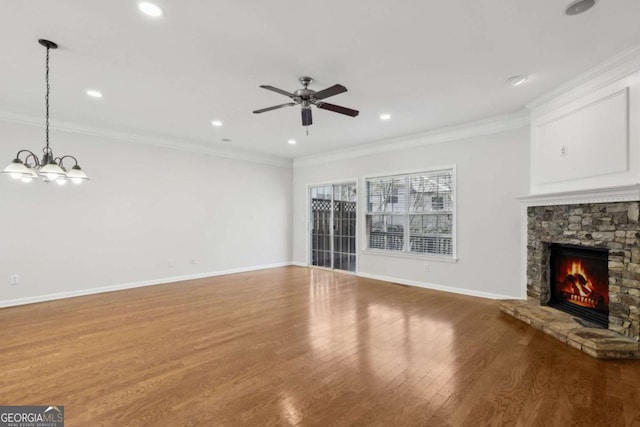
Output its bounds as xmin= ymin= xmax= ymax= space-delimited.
xmin=366 ymin=168 xmax=455 ymax=257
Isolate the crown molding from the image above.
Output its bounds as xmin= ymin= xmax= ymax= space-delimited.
xmin=0 ymin=109 xmax=293 ymax=169
xmin=527 ymin=43 xmax=640 ymax=116
xmin=293 ymin=110 xmax=530 ymax=168
xmin=517 ymin=184 xmax=640 ymax=207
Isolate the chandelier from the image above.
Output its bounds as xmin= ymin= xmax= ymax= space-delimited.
xmin=2 ymin=39 xmax=89 ymax=185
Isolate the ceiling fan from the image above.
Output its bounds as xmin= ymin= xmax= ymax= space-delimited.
xmin=253 ymin=77 xmax=359 ymax=127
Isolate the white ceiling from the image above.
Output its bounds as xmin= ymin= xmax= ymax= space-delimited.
xmin=1 ymin=1 xmax=640 ymax=160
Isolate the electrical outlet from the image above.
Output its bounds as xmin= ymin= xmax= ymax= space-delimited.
xmin=190 ymin=258 xmax=197 ymax=265
xmin=423 ymin=264 xmax=429 ymax=272
xmin=168 ymin=259 xmax=175 ymax=268
xmin=10 ymin=274 xmax=19 ymax=285
xmin=560 ymin=145 xmax=568 ymax=157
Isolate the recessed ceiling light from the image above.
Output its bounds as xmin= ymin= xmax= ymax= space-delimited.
xmin=211 ymin=120 xmax=223 ymax=127
xmin=380 ymin=114 xmax=391 ymax=121
xmin=86 ymin=89 xmax=103 ymax=99
xmin=288 ymin=139 xmax=297 ymax=145
xmin=138 ymin=2 xmax=163 ymax=17
xmin=506 ymin=75 xmax=528 ymax=87
xmin=565 ymin=0 xmax=596 ymax=16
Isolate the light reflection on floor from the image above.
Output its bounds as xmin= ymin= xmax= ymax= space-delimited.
xmin=278 ymin=390 xmax=303 ymax=426
xmin=307 ymin=269 xmax=358 ymax=371
xmin=305 ymin=268 xmax=454 ymax=392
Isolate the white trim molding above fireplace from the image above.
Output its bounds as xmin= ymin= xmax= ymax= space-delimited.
xmin=517 ymin=184 xmax=640 ymax=207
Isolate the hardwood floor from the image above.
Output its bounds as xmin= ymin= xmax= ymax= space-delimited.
xmin=1 ymin=266 xmax=639 ymax=426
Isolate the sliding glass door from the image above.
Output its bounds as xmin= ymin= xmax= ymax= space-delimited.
xmin=310 ymin=183 xmax=357 ymax=272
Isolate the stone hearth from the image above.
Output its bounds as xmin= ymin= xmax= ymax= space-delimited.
xmin=500 ymin=300 xmax=640 ymax=359
xmin=503 ymin=190 xmax=640 ymax=359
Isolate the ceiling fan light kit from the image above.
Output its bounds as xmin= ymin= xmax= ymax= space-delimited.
xmin=253 ymin=76 xmax=359 ymax=128
xmin=2 ymin=39 xmax=89 ymax=185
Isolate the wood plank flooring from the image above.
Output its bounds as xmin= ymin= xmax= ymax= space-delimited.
xmin=1 ymin=266 xmax=639 ymax=426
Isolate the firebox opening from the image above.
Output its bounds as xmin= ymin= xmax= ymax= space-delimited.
xmin=548 ymin=244 xmax=609 ymax=328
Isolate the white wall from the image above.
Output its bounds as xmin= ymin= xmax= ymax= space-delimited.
xmin=0 ymin=121 xmax=292 ymax=306
xmin=293 ymin=126 xmax=530 ymax=299
xmin=529 ymin=51 xmax=640 ymax=194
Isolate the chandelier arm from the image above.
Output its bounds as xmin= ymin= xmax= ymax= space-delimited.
xmin=24 ymin=153 xmax=41 ymax=168
xmin=15 ymin=149 xmax=41 ymax=167
xmin=56 ymin=155 xmax=79 ymax=167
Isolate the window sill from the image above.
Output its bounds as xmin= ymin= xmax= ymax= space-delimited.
xmin=361 ymin=249 xmax=458 ymax=263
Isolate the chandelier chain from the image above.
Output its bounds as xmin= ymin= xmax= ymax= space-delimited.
xmin=45 ymin=45 xmax=50 ymax=152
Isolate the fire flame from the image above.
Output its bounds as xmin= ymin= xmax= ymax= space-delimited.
xmin=568 ymin=261 xmax=593 ymax=297
xmin=559 ymin=260 xmax=599 ymax=309
xmin=554 ymin=254 xmax=608 ymax=313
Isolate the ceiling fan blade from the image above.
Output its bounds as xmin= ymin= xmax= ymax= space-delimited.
xmin=302 ymin=108 xmax=313 ymax=126
xmin=253 ymin=103 xmax=296 ymax=114
xmin=313 ymin=84 xmax=347 ymax=100
xmin=259 ymin=85 xmax=294 ymax=98
xmin=316 ymin=102 xmax=359 ymax=117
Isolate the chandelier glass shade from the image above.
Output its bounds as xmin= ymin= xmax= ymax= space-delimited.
xmin=2 ymin=39 xmax=89 ymax=184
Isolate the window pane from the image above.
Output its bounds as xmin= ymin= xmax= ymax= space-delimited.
xmin=409 ymin=214 xmax=453 ymax=255
xmin=315 ymin=186 xmax=331 ymax=200
xmin=335 ymin=183 xmax=357 ymax=202
xmin=367 ymin=214 xmax=405 ymax=251
xmin=409 ymin=172 xmax=454 ymax=212
xmin=409 ymin=214 xmax=452 ymax=235
xmin=367 ymin=178 xmax=405 ymax=213
xmin=410 ymin=235 xmax=453 ymax=255
xmin=310 ymin=186 xmax=334 ymax=267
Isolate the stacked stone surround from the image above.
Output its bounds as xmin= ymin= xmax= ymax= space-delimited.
xmin=527 ymin=201 xmax=640 ymax=341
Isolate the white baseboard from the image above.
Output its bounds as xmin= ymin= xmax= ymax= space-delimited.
xmin=0 ymin=262 xmax=292 ymax=308
xmin=356 ymin=271 xmax=517 ymax=300
xmin=291 ymin=261 xmax=308 ymax=267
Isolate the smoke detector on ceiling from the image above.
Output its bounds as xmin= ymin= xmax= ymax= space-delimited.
xmin=565 ymin=0 xmax=596 ymax=16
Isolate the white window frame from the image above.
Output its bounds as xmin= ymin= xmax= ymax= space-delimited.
xmin=363 ymin=166 xmax=457 ymax=261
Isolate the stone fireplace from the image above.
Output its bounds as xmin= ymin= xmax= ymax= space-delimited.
xmin=501 ymin=185 xmax=640 ymax=359
xmin=527 ymin=201 xmax=640 ymax=340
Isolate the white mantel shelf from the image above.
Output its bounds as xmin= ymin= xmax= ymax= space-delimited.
xmin=516 ymin=184 xmax=640 ymax=207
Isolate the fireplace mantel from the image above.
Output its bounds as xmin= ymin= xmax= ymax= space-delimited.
xmin=517 ymin=184 xmax=640 ymax=207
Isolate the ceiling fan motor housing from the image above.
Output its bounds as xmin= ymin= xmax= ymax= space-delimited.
xmin=295 ymin=77 xmax=317 ymax=102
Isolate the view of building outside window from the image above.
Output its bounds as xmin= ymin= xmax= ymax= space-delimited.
xmin=366 ymin=169 xmax=455 ymax=257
